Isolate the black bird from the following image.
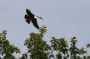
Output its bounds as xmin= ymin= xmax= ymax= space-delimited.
xmin=24 ymin=9 xmax=43 ymax=29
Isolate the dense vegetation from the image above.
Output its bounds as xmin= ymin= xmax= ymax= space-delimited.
xmin=0 ymin=26 xmax=90 ymax=59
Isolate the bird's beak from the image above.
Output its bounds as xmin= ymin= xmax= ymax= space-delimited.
xmin=34 ymin=16 xmax=44 ymax=20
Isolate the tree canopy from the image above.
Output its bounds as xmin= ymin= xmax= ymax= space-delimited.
xmin=0 ymin=26 xmax=90 ymax=59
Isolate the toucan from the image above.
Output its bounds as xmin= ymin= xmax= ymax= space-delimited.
xmin=24 ymin=9 xmax=43 ymax=29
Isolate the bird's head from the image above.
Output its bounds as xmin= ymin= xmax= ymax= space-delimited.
xmin=34 ymin=16 xmax=43 ymax=20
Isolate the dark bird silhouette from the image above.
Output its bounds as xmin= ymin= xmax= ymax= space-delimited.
xmin=24 ymin=9 xmax=43 ymax=29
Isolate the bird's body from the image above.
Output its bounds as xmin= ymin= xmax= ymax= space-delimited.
xmin=24 ymin=9 xmax=43 ymax=29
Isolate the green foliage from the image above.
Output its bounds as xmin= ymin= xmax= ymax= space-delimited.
xmin=69 ymin=37 xmax=87 ymax=59
xmin=19 ymin=53 xmax=28 ymax=59
xmin=24 ymin=26 xmax=51 ymax=59
xmin=23 ymin=26 xmax=90 ymax=59
xmin=51 ymin=37 xmax=69 ymax=59
xmin=0 ymin=30 xmax=20 ymax=59
xmin=0 ymin=26 xmax=90 ymax=59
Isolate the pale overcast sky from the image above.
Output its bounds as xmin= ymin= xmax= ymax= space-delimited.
xmin=0 ymin=0 xmax=90 ymax=54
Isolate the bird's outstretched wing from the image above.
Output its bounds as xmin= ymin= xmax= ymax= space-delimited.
xmin=32 ymin=19 xmax=39 ymax=29
xmin=24 ymin=15 xmax=30 ymax=24
xmin=25 ymin=19 xmax=30 ymax=24
xmin=26 ymin=9 xmax=34 ymax=16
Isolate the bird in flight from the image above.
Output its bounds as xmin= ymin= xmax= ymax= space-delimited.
xmin=24 ymin=9 xmax=43 ymax=29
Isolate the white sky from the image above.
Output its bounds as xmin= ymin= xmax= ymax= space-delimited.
xmin=0 ymin=0 xmax=90 ymax=55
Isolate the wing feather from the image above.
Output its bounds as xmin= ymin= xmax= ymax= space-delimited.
xmin=24 ymin=15 xmax=30 ymax=24
xmin=26 ymin=9 xmax=34 ymax=16
xmin=25 ymin=19 xmax=30 ymax=24
xmin=31 ymin=19 xmax=39 ymax=29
